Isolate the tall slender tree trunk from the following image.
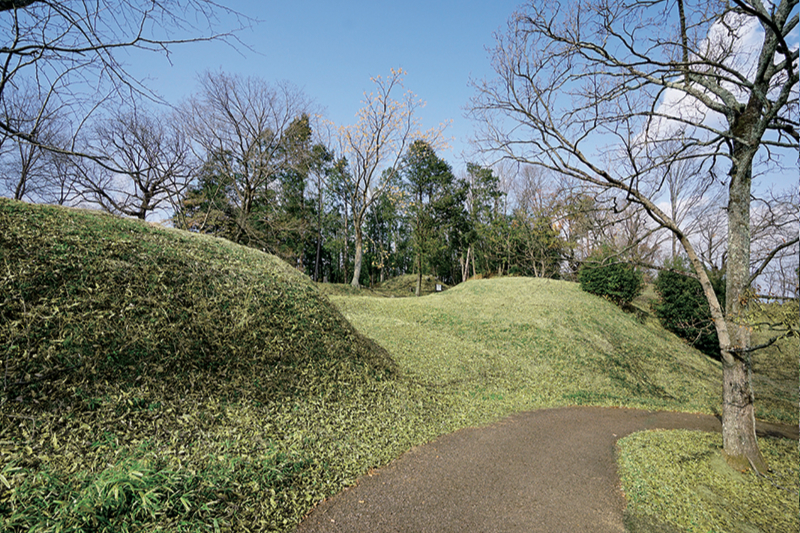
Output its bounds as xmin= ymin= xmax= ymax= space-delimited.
xmin=314 ymin=183 xmax=323 ymax=282
xmin=415 ymin=252 xmax=422 ymax=296
xmin=460 ymin=246 xmax=471 ymax=282
xmin=314 ymin=232 xmax=322 ymax=282
xmin=722 ymin=139 xmax=767 ymax=472
xmin=471 ymin=247 xmax=476 ymax=279
xmin=351 ymin=224 xmax=363 ymax=288
xmin=342 ymin=202 xmax=349 ymax=284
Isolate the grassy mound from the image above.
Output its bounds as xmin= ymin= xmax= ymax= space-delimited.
xmin=0 ymin=199 xmax=418 ymax=532
xmin=330 ymin=277 xmax=797 ymax=424
xmin=0 ymin=199 xmax=396 ymax=402
xmin=374 ymin=274 xmax=448 ymax=297
xmin=329 ymin=276 xmax=725 ymax=416
xmin=316 ymin=274 xmax=449 ymax=299
xmin=314 ymin=282 xmax=385 ymax=298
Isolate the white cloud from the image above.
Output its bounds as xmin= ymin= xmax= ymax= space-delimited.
xmin=646 ymin=10 xmax=765 ymax=142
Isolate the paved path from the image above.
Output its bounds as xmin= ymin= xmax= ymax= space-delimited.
xmin=295 ymin=407 xmax=797 ymax=533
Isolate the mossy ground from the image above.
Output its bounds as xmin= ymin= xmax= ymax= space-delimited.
xmin=1 ymin=198 xmax=796 ymax=532
xmin=618 ymin=430 xmax=799 ymax=533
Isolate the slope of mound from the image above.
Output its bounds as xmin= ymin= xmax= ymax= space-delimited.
xmin=331 ymin=276 xmax=727 ymax=416
xmin=375 ymin=274 xmax=448 ymax=297
xmin=331 ymin=276 xmax=796 ymax=424
xmin=0 ymin=199 xmax=395 ymax=403
xmin=0 ymin=199 xmax=405 ymax=531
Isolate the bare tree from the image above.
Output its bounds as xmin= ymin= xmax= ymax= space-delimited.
xmin=77 ymin=107 xmax=193 ymax=220
xmin=0 ymin=1 xmax=248 ymax=159
xmin=0 ymin=82 xmax=69 ymax=200
xmin=750 ymin=187 xmax=800 ymax=295
xmin=471 ymin=0 xmax=798 ymax=471
xmin=337 ymin=69 xmax=444 ymax=287
xmin=650 ymin=142 xmax=728 ymax=259
xmin=180 ymin=71 xmax=313 ymax=245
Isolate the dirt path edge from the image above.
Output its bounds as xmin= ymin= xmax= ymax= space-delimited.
xmin=295 ymin=407 xmax=797 ymax=533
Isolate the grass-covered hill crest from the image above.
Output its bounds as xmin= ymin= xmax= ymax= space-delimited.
xmin=1 ymin=198 xmax=395 ymax=406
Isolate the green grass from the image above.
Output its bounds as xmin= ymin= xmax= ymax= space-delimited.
xmin=315 ymin=273 xmax=448 ymax=298
xmin=1 ymin=198 xmax=796 ymax=532
xmin=0 ymin=199 xmax=422 ymax=531
xmin=618 ymin=430 xmax=799 ymax=533
xmin=329 ymin=277 xmax=727 ymax=418
xmin=750 ymin=305 xmax=799 ymax=425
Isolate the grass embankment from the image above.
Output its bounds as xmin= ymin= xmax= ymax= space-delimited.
xmin=619 ymin=431 xmax=798 ymax=533
xmin=1 ymin=198 xmax=796 ymax=532
xmin=330 ymin=277 xmax=725 ymax=417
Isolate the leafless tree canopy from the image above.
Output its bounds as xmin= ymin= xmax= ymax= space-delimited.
xmin=179 ymin=71 xmax=314 ymax=243
xmin=0 ymin=0 xmax=248 ymax=155
xmin=76 ymin=107 xmax=193 ymax=220
xmin=472 ymin=0 xmax=797 ymax=183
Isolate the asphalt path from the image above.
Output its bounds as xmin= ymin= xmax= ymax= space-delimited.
xmin=295 ymin=407 xmax=798 ymax=533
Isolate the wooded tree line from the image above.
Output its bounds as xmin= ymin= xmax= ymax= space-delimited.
xmin=1 ymin=2 xmax=794 ymax=299
xmin=4 ymin=61 xmax=715 ymax=292
xmin=2 ymin=68 xmax=796 ymax=296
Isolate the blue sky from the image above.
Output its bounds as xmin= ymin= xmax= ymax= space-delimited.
xmin=125 ymin=1 xmax=524 ymax=173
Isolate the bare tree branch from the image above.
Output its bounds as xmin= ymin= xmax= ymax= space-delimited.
xmin=0 ymin=0 xmax=251 ymax=158
xmin=748 ymin=237 xmax=800 ymax=286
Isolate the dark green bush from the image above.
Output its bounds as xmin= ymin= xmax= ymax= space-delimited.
xmin=654 ymin=257 xmax=724 ymax=359
xmin=578 ymin=246 xmax=644 ymax=306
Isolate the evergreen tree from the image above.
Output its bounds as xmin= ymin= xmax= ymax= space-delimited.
xmin=654 ymin=257 xmax=725 ymax=359
xmin=402 ymin=141 xmax=466 ymax=295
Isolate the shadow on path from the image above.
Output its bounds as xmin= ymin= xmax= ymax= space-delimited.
xmin=295 ymin=407 xmax=798 ymax=533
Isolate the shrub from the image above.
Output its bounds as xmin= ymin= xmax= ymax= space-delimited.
xmin=578 ymin=246 xmax=644 ymax=306
xmin=654 ymin=257 xmax=724 ymax=359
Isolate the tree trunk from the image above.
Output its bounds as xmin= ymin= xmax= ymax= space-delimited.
xmin=721 ymin=143 xmax=767 ymax=472
xmin=342 ymin=203 xmax=349 ymax=284
xmin=471 ymin=248 xmax=476 ymax=278
xmin=680 ymin=229 xmax=764 ymax=472
xmin=416 ymin=252 xmax=422 ymax=297
xmin=350 ymin=225 xmax=363 ymax=288
xmin=460 ymin=246 xmax=471 ymax=282
xmin=314 ymin=184 xmax=323 ymax=282
xmin=613 ymin=152 xmax=767 ymax=473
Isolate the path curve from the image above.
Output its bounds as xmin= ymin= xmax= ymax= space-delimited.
xmin=295 ymin=407 xmax=797 ymax=533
